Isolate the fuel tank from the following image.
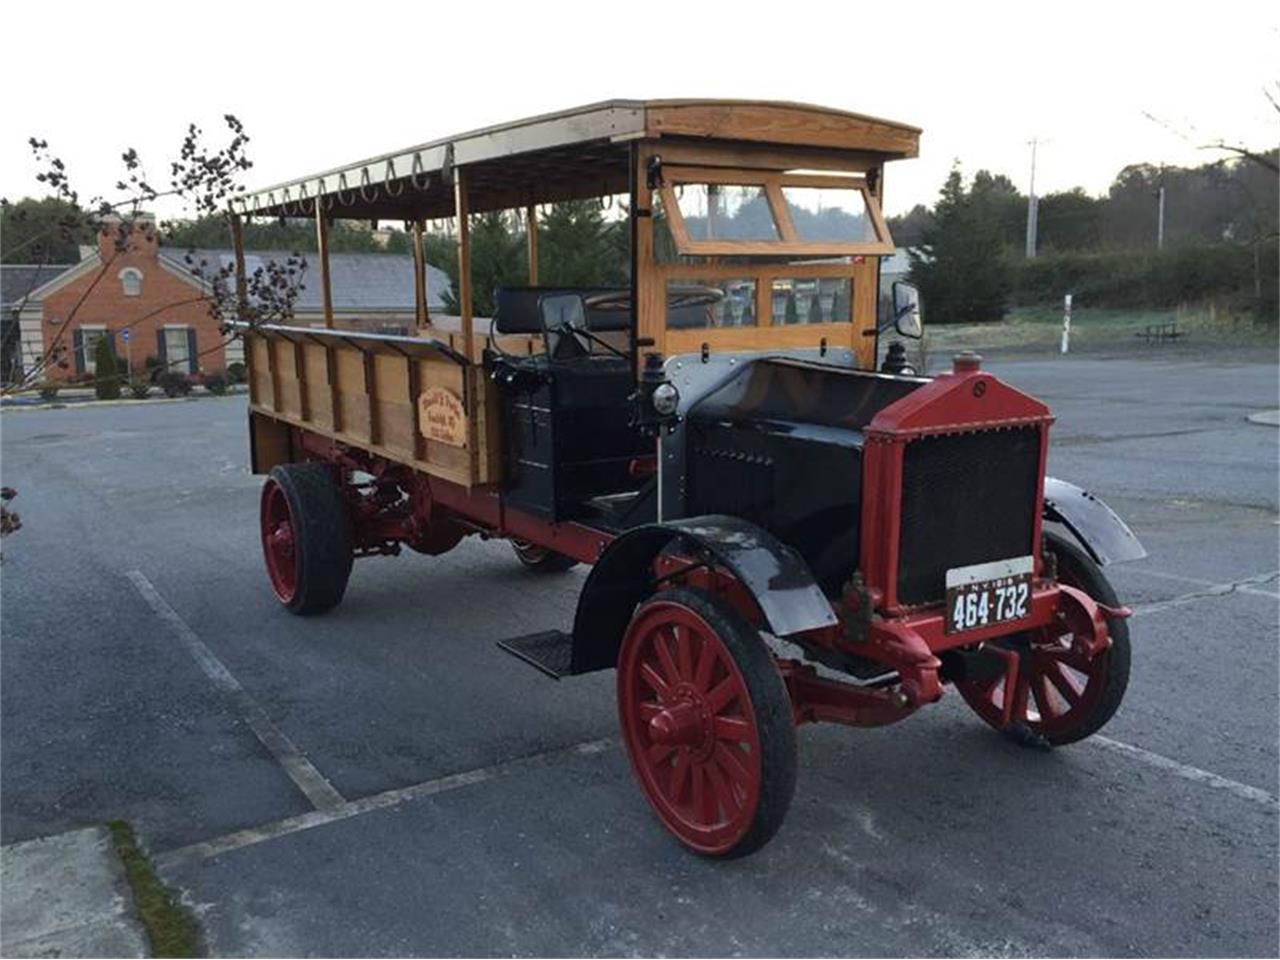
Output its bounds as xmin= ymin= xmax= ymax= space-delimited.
xmin=683 ymin=358 xmax=927 ymax=593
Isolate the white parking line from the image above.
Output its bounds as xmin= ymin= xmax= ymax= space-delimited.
xmin=127 ymin=570 xmax=346 ymax=812
xmin=154 ymin=737 xmax=615 ymax=870
xmin=1127 ymin=569 xmax=1280 ymax=617
xmin=1125 ymin=567 xmax=1280 ymax=601
xmin=1091 ymin=736 xmax=1278 ymax=810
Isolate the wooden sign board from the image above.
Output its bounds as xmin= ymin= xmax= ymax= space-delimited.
xmin=418 ymin=386 xmax=467 ymax=447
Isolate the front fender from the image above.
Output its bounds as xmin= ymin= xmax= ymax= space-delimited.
xmin=1044 ymin=477 xmax=1146 ymax=566
xmin=569 ymin=514 xmax=836 ymax=674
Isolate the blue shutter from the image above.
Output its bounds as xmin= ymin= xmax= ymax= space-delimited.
xmin=186 ymin=329 xmax=197 ymax=374
xmin=156 ymin=329 xmax=167 ymax=366
xmin=73 ymin=329 xmax=85 ymax=375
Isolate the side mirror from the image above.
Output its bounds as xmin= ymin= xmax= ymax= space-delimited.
xmin=891 ymin=281 xmax=923 ymax=339
xmin=538 ymin=293 xmax=590 ymax=360
xmin=538 ymin=293 xmax=587 ymax=333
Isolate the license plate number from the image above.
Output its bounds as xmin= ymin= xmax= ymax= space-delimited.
xmin=945 ymin=556 xmax=1033 ymax=634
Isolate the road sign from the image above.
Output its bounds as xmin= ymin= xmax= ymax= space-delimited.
xmin=121 ymin=329 xmax=130 ymax=343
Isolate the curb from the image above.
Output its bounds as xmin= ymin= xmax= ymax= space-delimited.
xmin=1 ymin=392 xmax=246 ymax=413
xmin=0 ymin=827 xmax=148 ymax=958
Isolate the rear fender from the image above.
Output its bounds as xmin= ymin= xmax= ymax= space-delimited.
xmin=1043 ymin=477 xmax=1147 ymax=566
xmin=569 ymin=514 xmax=837 ymax=674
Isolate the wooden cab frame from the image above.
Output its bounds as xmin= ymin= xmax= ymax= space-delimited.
xmin=229 ymin=99 xmax=921 ymax=488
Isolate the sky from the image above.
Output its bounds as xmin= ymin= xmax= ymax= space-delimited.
xmin=1 ymin=0 xmax=1276 ymax=220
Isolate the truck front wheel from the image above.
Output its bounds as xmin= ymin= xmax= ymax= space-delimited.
xmin=617 ymin=586 xmax=797 ymax=858
xmin=956 ymin=532 xmax=1131 ymax=745
xmin=260 ymin=463 xmax=353 ymax=615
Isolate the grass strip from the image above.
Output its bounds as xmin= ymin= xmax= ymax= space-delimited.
xmin=107 ymin=820 xmax=201 ymax=957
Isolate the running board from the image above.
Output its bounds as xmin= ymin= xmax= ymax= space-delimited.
xmin=496 ymin=630 xmax=576 ymax=680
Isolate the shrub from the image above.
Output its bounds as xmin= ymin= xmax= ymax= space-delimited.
xmin=1008 ymin=241 xmax=1273 ymax=313
xmin=226 ymin=361 xmax=247 ymax=384
xmin=127 ymin=378 xmax=151 ymax=399
xmin=93 ymin=336 xmax=121 ymax=400
xmin=202 ymin=372 xmax=228 ymax=395
xmin=157 ymin=371 xmax=193 ymax=398
xmin=38 ymin=382 xmax=60 ymax=402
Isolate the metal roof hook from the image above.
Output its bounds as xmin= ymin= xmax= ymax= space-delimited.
xmin=384 ymin=159 xmax=405 ymax=197
xmin=409 ymin=152 xmax=430 ymax=191
xmin=441 ymin=143 xmax=455 ymax=186
xmin=646 ymin=154 xmax=664 ymax=190
xmin=336 ymin=173 xmax=355 ymax=206
xmin=359 ymin=167 xmax=378 ymax=203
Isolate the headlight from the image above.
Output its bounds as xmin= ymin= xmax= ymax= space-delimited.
xmin=652 ymin=381 xmax=680 ymax=416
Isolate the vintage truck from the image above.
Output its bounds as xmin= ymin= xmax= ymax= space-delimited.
xmin=228 ymin=100 xmax=1146 ymax=857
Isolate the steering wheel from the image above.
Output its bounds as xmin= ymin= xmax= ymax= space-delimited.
xmin=583 ymin=285 xmax=725 ymax=313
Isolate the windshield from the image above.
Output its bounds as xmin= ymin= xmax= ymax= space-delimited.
xmin=657 ymin=167 xmax=892 ymax=256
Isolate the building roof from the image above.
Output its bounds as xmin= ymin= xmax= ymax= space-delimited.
xmin=159 ymin=249 xmax=452 ymax=313
xmin=2 ymin=263 xmax=74 ymax=310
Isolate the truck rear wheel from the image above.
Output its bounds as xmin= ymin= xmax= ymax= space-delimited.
xmin=617 ymin=586 xmax=797 ymax=858
xmin=510 ymin=539 xmax=577 ymax=573
xmin=956 ymin=532 xmax=1130 ymax=745
xmin=260 ymin=463 xmax=353 ymax=615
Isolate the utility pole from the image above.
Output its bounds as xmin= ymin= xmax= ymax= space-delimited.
xmin=1156 ymin=185 xmax=1166 ymax=250
xmin=1025 ymin=138 xmax=1041 ymax=259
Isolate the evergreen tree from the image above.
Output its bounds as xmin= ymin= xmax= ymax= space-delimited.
xmin=538 ymin=200 xmax=628 ymax=287
xmin=909 ymin=165 xmax=1011 ymax=324
xmin=93 ymin=335 xmax=121 ymax=399
xmin=1 ymin=197 xmax=92 ymax=264
xmin=466 ymin=211 xmax=526 ymax=317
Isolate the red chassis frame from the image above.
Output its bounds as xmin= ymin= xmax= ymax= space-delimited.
xmin=274 ymin=355 xmax=1125 ymax=736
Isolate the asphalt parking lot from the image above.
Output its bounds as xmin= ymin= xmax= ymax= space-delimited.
xmin=2 ymin=351 xmax=1277 ymax=957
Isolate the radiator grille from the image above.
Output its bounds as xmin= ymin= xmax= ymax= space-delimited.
xmin=896 ymin=427 xmax=1041 ymax=606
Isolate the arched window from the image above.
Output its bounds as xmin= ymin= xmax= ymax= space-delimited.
xmin=119 ymin=268 xmax=143 ymax=297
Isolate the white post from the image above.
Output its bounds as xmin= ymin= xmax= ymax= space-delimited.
xmin=1156 ymin=186 xmax=1166 ymax=250
xmin=1025 ymin=138 xmax=1040 ymax=260
xmin=1061 ymin=293 xmax=1072 ymax=354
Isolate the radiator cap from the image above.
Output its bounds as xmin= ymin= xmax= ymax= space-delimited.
xmin=953 ymin=350 xmax=983 ymax=373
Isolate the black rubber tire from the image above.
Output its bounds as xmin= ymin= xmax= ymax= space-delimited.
xmin=636 ymin=586 xmax=798 ymax=859
xmin=268 ymin=463 xmax=353 ymax=615
xmin=510 ymin=539 xmax=577 ymax=573
xmin=1040 ymin=531 xmax=1131 ymax=744
xmin=957 ymin=531 xmax=1131 ymax=746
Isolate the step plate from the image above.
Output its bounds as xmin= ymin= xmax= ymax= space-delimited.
xmin=496 ymin=630 xmax=575 ymax=679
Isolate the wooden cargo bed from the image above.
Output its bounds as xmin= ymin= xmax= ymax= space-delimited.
xmin=241 ymin=323 xmax=502 ymax=487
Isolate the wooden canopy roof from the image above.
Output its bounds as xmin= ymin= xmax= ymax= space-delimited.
xmin=232 ymin=99 xmax=921 ymax=222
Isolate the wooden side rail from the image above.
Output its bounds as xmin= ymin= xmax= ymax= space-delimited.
xmin=237 ymin=322 xmax=501 ymax=487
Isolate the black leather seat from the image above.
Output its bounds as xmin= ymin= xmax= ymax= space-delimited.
xmin=493 ymin=287 xmax=631 ymax=335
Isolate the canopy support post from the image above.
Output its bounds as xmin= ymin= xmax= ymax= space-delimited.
xmin=632 ymin=143 xmax=659 ymax=374
xmin=412 ymin=219 xmax=429 ymax=331
xmin=455 ymin=171 xmax=473 ymax=359
xmin=314 ymin=202 xmax=334 ymax=329
xmin=525 ymin=204 xmax=539 ymax=285
xmin=454 ymin=169 xmax=480 ymax=482
xmin=228 ymin=213 xmax=248 ymax=321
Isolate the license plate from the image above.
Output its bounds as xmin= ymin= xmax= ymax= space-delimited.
xmin=945 ymin=556 xmax=1034 ymax=634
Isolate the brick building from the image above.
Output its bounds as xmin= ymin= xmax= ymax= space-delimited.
xmin=14 ymin=216 xmax=451 ymax=384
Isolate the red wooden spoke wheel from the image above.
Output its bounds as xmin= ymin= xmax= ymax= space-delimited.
xmin=258 ymin=463 xmax=353 ymax=615
xmin=261 ymin=477 xmax=298 ymax=604
xmin=957 ymin=533 xmax=1130 ymax=745
xmin=617 ymin=586 xmax=796 ymax=858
